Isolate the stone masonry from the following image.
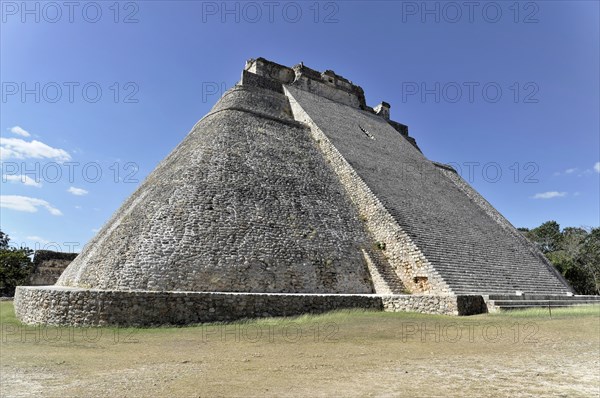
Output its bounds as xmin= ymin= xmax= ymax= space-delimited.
xmin=14 ymin=57 xmax=575 ymax=326
xmin=15 ymin=287 xmax=485 ymax=326
xmin=28 ymin=250 xmax=78 ymax=286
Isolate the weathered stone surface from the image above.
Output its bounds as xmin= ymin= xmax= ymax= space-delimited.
xmin=15 ymin=286 xmax=486 ymax=326
xmin=56 ymin=84 xmax=374 ymax=294
xmin=283 ymin=84 xmax=572 ymax=296
xmin=14 ymin=57 xmax=575 ymax=326
xmin=381 ymin=294 xmax=486 ymax=316
xmin=28 ymin=251 xmax=78 ymax=286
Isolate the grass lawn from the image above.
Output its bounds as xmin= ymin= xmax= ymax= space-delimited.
xmin=1 ymin=301 xmax=599 ymax=397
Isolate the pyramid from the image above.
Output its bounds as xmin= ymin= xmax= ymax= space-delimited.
xmin=14 ymin=58 xmax=575 ymax=326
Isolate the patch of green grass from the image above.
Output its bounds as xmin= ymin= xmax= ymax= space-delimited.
xmin=0 ymin=301 xmax=18 ymax=325
xmin=140 ymin=308 xmax=433 ymax=333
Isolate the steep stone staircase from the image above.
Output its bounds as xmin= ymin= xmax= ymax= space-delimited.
xmin=407 ymin=229 xmax=573 ymax=296
xmin=362 ymin=249 xmax=406 ymax=294
xmin=435 ymin=267 xmax=571 ymax=296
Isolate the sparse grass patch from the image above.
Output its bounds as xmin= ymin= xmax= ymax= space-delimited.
xmin=2 ymin=301 xmax=598 ymax=397
xmin=0 ymin=300 xmax=17 ymax=325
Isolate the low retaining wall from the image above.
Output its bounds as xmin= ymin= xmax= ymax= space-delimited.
xmin=14 ymin=286 xmax=486 ymax=326
xmin=382 ymin=295 xmax=487 ymax=316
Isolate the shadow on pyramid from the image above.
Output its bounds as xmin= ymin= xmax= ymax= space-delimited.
xmin=15 ymin=58 xmax=579 ymax=326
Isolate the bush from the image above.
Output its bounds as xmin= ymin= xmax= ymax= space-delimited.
xmin=0 ymin=230 xmax=33 ymax=297
xmin=0 ymin=249 xmax=33 ymax=297
xmin=521 ymin=223 xmax=599 ymax=295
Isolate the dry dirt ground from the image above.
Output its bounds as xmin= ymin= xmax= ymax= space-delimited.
xmin=1 ymin=302 xmax=599 ymax=397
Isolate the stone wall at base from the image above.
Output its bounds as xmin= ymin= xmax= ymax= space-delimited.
xmin=14 ymin=286 xmax=487 ymax=326
xmin=381 ymin=295 xmax=487 ymax=316
xmin=14 ymin=287 xmax=382 ymax=326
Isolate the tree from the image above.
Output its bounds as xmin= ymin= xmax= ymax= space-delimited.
xmin=561 ymin=227 xmax=588 ymax=259
xmin=525 ymin=221 xmax=562 ymax=253
xmin=0 ymin=231 xmax=9 ymax=249
xmin=520 ymin=222 xmax=599 ymax=295
xmin=578 ymin=228 xmax=600 ymax=294
xmin=0 ymin=230 xmax=33 ymax=297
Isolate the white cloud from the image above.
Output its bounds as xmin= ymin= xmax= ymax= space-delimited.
xmin=554 ymin=167 xmax=578 ymax=176
xmin=532 ymin=191 xmax=567 ymax=200
xmin=594 ymin=162 xmax=600 ymax=173
xmin=26 ymin=235 xmax=50 ymax=245
xmin=0 ymin=137 xmax=71 ymax=162
xmin=0 ymin=195 xmax=62 ymax=215
xmin=9 ymin=126 xmax=31 ymax=137
xmin=91 ymin=228 xmax=100 ymax=233
xmin=67 ymin=186 xmax=88 ymax=196
xmin=2 ymin=174 xmax=42 ymax=187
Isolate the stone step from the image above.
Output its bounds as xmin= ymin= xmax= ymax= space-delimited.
xmin=441 ymin=275 xmax=566 ymax=285
xmin=447 ymin=284 xmax=568 ymax=293
xmin=483 ymin=294 xmax=600 ymax=312
xmin=450 ymin=285 xmax=567 ymax=292
xmin=437 ymin=266 xmax=561 ymax=274
xmin=445 ymin=281 xmax=569 ymax=291
xmin=436 ymin=266 xmax=561 ymax=274
xmin=438 ymin=274 xmax=565 ymax=286
xmin=440 ymin=275 xmax=568 ymax=289
xmin=490 ymin=300 xmax=600 ymax=306
xmin=486 ymin=294 xmax=600 ymax=301
xmin=436 ymin=267 xmax=564 ymax=280
xmin=453 ymin=289 xmax=570 ymax=295
xmin=363 ymin=249 xmax=405 ymax=295
xmin=496 ymin=305 xmax=595 ymax=311
xmin=427 ymin=258 xmax=555 ymax=268
xmin=491 ymin=303 xmax=600 ymax=311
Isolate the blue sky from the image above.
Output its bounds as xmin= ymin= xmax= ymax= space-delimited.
xmin=1 ymin=0 xmax=599 ymax=253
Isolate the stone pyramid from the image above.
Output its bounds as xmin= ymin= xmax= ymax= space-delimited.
xmin=15 ymin=58 xmax=574 ymax=326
